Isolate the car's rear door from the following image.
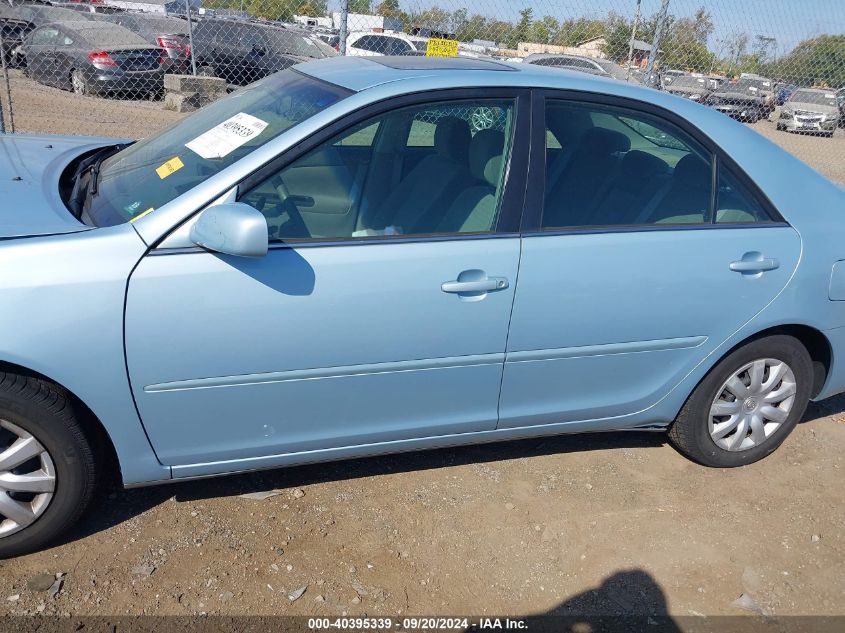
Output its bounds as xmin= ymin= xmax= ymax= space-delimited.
xmin=124 ymin=90 xmax=529 ymax=473
xmin=498 ymin=93 xmax=801 ymax=430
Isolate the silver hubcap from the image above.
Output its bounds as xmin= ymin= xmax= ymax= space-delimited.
xmin=709 ymin=358 xmax=797 ymax=452
xmin=0 ymin=420 xmax=56 ymax=538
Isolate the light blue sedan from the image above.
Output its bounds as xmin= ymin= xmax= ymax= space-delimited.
xmin=1 ymin=56 xmax=844 ymax=556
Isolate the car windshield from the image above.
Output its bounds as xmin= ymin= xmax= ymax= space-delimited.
xmin=727 ymin=78 xmax=770 ymax=95
xmin=82 ymin=69 xmax=350 ymax=226
xmin=790 ymin=90 xmax=838 ymax=106
xmin=671 ymin=76 xmax=708 ymax=90
xmin=265 ymin=28 xmax=335 ymax=57
xmin=595 ymin=60 xmax=628 ymax=80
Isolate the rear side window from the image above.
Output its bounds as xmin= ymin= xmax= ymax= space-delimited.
xmin=541 ymin=99 xmax=773 ymax=230
xmin=716 ymin=167 xmax=770 ymax=223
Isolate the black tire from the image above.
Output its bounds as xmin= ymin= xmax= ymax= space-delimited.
xmin=776 ymin=123 xmax=785 ymax=131
xmin=668 ymin=335 xmax=813 ymax=468
xmin=0 ymin=373 xmax=97 ymax=558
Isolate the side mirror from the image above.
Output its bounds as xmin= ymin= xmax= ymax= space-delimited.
xmin=190 ymin=202 xmax=268 ymax=258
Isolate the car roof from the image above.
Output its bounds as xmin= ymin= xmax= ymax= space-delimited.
xmin=298 ymin=55 xmax=624 ymax=92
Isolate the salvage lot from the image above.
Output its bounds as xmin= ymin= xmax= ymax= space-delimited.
xmin=2 ymin=69 xmax=844 ymax=185
xmin=1 ymin=71 xmax=845 ymax=620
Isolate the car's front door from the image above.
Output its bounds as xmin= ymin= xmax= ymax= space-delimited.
xmin=498 ymin=95 xmax=802 ymax=430
xmin=125 ymin=92 xmax=528 ymax=468
xmin=24 ymin=26 xmax=58 ymax=84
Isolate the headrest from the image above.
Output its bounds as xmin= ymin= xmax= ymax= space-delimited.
xmin=469 ymin=128 xmax=505 ymax=186
xmin=577 ymin=127 xmax=631 ymax=156
xmin=433 ymin=116 xmax=471 ymax=164
xmin=674 ymin=153 xmax=711 ymax=185
xmin=617 ymin=150 xmax=668 ymax=184
xmin=546 ymin=105 xmax=592 ymax=147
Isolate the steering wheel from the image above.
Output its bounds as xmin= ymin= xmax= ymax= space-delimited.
xmin=269 ymin=173 xmax=309 ymax=238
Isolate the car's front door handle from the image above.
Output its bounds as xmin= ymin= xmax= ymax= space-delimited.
xmin=441 ymin=277 xmax=509 ymax=293
xmin=730 ymin=257 xmax=780 ymax=274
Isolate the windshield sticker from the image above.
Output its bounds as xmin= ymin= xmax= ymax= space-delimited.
xmin=124 ymin=200 xmax=142 ymax=214
xmin=185 ymin=113 xmax=269 ymax=160
xmin=156 ymin=156 xmax=184 ymax=180
xmin=129 ymin=208 xmax=154 ymax=223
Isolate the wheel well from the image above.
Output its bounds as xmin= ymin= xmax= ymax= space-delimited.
xmin=0 ymin=361 xmax=121 ymax=483
xmin=731 ymin=325 xmax=831 ymax=398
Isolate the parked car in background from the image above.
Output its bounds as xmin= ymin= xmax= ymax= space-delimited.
xmin=705 ymin=77 xmax=772 ymax=123
xmin=0 ymin=16 xmax=31 ymax=66
xmin=345 ymin=30 xmax=416 ymax=56
xmin=775 ymin=83 xmax=797 ymax=106
xmin=523 ymin=53 xmax=638 ymax=83
xmin=190 ymin=19 xmax=334 ymax=85
xmin=837 ymin=88 xmax=845 ymax=127
xmin=660 ymin=69 xmax=687 ymax=89
xmin=50 ymin=2 xmax=124 ymax=15
xmin=0 ymin=3 xmax=96 ymax=66
xmin=21 ymin=21 xmax=166 ymax=97
xmin=777 ymin=88 xmax=840 ymax=137
xmin=663 ymin=74 xmax=712 ymax=101
xmin=98 ymin=14 xmax=191 ymax=74
xmin=1 ymin=56 xmax=844 ymax=557
xmin=739 ymin=73 xmax=776 ymax=112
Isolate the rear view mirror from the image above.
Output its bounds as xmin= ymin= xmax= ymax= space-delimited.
xmin=190 ymin=202 xmax=268 ymax=258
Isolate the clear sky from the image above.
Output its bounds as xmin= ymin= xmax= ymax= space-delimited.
xmin=334 ymin=0 xmax=845 ymax=55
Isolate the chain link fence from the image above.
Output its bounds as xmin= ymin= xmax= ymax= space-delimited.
xmin=0 ymin=0 xmax=843 ymax=181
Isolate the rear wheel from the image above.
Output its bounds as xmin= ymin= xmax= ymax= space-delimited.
xmin=669 ymin=335 xmax=812 ymax=467
xmin=0 ymin=373 xmax=97 ymax=558
xmin=70 ymin=70 xmax=88 ymax=95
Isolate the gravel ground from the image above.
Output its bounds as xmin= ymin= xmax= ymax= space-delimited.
xmin=0 ymin=398 xmax=843 ymax=619
xmin=0 ymin=73 xmax=844 ymax=621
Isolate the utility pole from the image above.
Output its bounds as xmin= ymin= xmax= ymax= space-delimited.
xmin=643 ymin=0 xmax=670 ymax=89
xmin=0 ymin=30 xmax=12 ymax=133
xmin=626 ymin=0 xmax=642 ymax=82
xmin=338 ymin=0 xmax=349 ymax=55
xmin=185 ymin=0 xmax=197 ymax=75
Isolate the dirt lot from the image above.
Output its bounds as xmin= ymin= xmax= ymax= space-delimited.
xmin=0 ymin=73 xmax=844 ymax=623
xmin=0 ymin=399 xmax=843 ymax=620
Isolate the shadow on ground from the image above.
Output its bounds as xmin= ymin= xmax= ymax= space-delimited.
xmin=526 ymin=569 xmax=683 ymax=632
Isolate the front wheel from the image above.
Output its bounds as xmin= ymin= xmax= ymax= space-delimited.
xmin=0 ymin=373 xmax=97 ymax=558
xmin=669 ymin=335 xmax=813 ymax=467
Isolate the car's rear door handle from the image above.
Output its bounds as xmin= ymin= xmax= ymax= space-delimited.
xmin=730 ymin=256 xmax=779 ymax=274
xmin=441 ymin=277 xmax=509 ymax=293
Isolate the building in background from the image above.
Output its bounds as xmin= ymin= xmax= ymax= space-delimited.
xmin=517 ymin=36 xmax=654 ymax=65
xmin=334 ymin=12 xmax=402 ymax=33
xmin=294 ymin=15 xmax=333 ymax=29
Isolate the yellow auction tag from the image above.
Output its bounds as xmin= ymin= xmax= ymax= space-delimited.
xmin=426 ymin=38 xmax=459 ymax=58
xmin=129 ymin=208 xmax=155 ymax=222
xmin=156 ymin=156 xmax=184 ymax=179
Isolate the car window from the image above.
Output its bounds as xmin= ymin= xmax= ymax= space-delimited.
xmin=240 ymin=98 xmax=516 ymax=242
xmin=542 ymin=100 xmax=713 ymax=229
xmin=354 ymin=35 xmax=375 ymax=51
xmin=86 ymin=69 xmax=350 ymax=226
xmin=408 ymin=103 xmax=509 ymax=146
xmin=542 ymin=99 xmax=774 ymax=230
xmin=29 ymin=27 xmax=58 ymax=45
xmin=715 ymin=167 xmax=770 ymax=223
xmin=385 ymin=37 xmax=412 ymax=55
